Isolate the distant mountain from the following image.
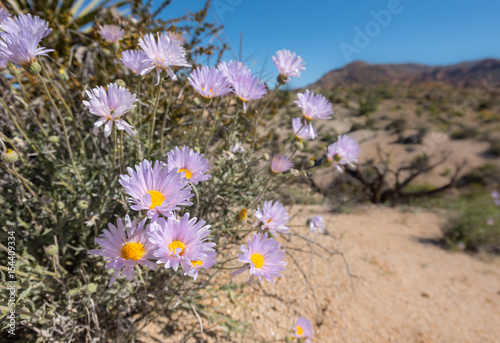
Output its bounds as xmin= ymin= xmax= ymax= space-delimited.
xmin=310 ymin=59 xmax=500 ymax=89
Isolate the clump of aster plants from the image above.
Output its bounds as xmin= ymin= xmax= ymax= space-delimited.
xmin=0 ymin=4 xmax=359 ymax=342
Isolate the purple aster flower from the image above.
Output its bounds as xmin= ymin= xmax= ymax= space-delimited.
xmin=294 ymin=89 xmax=333 ymax=121
xmin=119 ymin=160 xmax=194 ymax=220
xmin=217 ymin=60 xmax=251 ymax=86
xmin=98 ymin=24 xmax=125 ymax=43
xmin=0 ymin=9 xmax=10 ymax=25
xmin=295 ymin=317 xmax=313 ymax=343
xmin=270 ymin=154 xmax=293 ymax=174
xmin=273 ymin=49 xmax=305 ymax=83
xmin=148 ymin=213 xmax=216 ymax=274
xmin=188 ymin=66 xmax=232 ymax=99
xmin=82 ymin=83 xmax=137 ymax=137
xmin=491 ymin=190 xmax=499 ymax=199
xmin=88 ymin=215 xmax=157 ymax=287
xmin=185 ymin=249 xmax=217 ymax=281
xmin=0 ymin=58 xmax=7 ymax=68
xmin=308 ymin=215 xmax=325 ymax=234
xmin=0 ymin=13 xmax=51 ymax=38
xmin=230 ymin=143 xmax=244 ymax=153
xmin=232 ymin=72 xmax=267 ymax=112
xmin=325 ymin=134 xmax=360 ymax=173
xmin=0 ymin=31 xmax=53 ymax=69
xmin=255 ymin=200 xmax=290 ymax=236
xmin=166 ymin=146 xmax=211 ymax=185
xmin=138 ymin=32 xmax=192 ymax=85
xmin=232 ymin=232 xmax=287 ymax=285
xmin=120 ymin=50 xmax=147 ymax=75
xmin=292 ymin=117 xmax=317 ymax=141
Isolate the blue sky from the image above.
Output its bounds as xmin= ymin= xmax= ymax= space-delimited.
xmin=153 ymin=0 xmax=500 ymax=88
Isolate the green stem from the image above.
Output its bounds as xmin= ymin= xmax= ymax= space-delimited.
xmin=0 ymin=96 xmax=37 ymax=153
xmin=248 ymin=85 xmax=281 ymax=149
xmin=148 ymin=81 xmax=163 ymax=152
xmin=228 ymin=106 xmax=241 ymax=145
xmin=109 ymin=129 xmax=117 ymax=179
xmin=160 ymin=79 xmax=174 ymax=152
xmin=189 ymin=102 xmax=208 ymax=146
xmin=37 ymin=74 xmax=82 ymax=182
xmin=120 ymin=130 xmax=125 ymax=174
xmin=248 ymin=176 xmax=273 ymax=210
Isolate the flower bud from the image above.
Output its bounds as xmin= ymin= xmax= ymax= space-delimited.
xmin=45 ymin=245 xmax=58 ymax=256
xmin=48 ymin=135 xmax=60 ymax=143
xmin=193 ymin=97 xmax=200 ymax=106
xmin=77 ymin=200 xmax=89 ymax=210
xmin=293 ymin=139 xmax=304 ymax=150
xmin=58 ymin=68 xmax=69 ymax=82
xmin=235 ymin=208 xmax=247 ymax=225
xmin=23 ymin=60 xmax=41 ymax=75
xmin=262 ymin=153 xmax=270 ymax=161
xmin=115 ymin=79 xmax=126 ymax=88
xmin=306 ymin=157 xmax=315 ymax=167
xmin=85 ymin=283 xmax=98 ymax=294
xmin=57 ymin=201 xmax=65 ymax=210
xmin=277 ymin=74 xmax=288 ymax=85
xmin=2 ymin=148 xmax=19 ymax=163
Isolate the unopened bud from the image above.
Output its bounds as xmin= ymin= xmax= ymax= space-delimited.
xmin=58 ymin=68 xmax=69 ymax=82
xmin=262 ymin=153 xmax=270 ymax=161
xmin=306 ymin=157 xmax=315 ymax=167
xmin=277 ymin=74 xmax=288 ymax=85
xmin=77 ymin=200 xmax=89 ymax=210
xmin=2 ymin=148 xmax=19 ymax=163
xmin=45 ymin=245 xmax=58 ymax=256
xmin=293 ymin=139 xmax=304 ymax=150
xmin=111 ymin=42 xmax=120 ymax=51
xmin=115 ymin=79 xmax=126 ymax=88
xmin=48 ymin=135 xmax=60 ymax=143
xmin=193 ymin=97 xmax=200 ymax=106
xmin=235 ymin=208 xmax=247 ymax=224
xmin=23 ymin=60 xmax=41 ymax=75
xmin=57 ymin=201 xmax=65 ymax=210
xmin=85 ymin=283 xmax=98 ymax=294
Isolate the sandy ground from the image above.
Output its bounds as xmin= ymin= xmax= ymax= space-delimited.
xmin=139 ymin=205 xmax=500 ymax=342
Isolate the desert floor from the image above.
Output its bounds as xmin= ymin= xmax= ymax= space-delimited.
xmin=139 ymin=205 xmax=500 ymax=343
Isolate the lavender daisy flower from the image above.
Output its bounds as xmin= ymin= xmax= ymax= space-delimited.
xmin=308 ymin=215 xmax=325 ymax=234
xmin=491 ymin=190 xmax=499 ymax=199
xmin=0 ymin=31 xmax=53 ymax=73
xmin=292 ymin=117 xmax=317 ymax=141
xmin=230 ymin=143 xmax=244 ymax=153
xmin=273 ymin=49 xmax=305 ymax=84
xmin=294 ymin=90 xmax=333 ymax=121
xmin=166 ymin=146 xmax=211 ymax=185
xmin=232 ymin=232 xmax=287 ymax=285
xmin=82 ymin=83 xmax=137 ymax=137
xmin=98 ymin=24 xmax=125 ymax=43
xmin=88 ymin=216 xmax=157 ymax=286
xmin=232 ymin=72 xmax=267 ymax=111
xmin=188 ymin=66 xmax=232 ymax=100
xmin=148 ymin=213 xmax=216 ymax=273
xmin=185 ymin=249 xmax=217 ymax=281
xmin=138 ymin=32 xmax=192 ymax=85
xmin=0 ymin=8 xmax=10 ymax=25
xmin=120 ymin=160 xmax=194 ymax=220
xmin=255 ymin=200 xmax=290 ymax=235
xmin=295 ymin=317 xmax=313 ymax=343
xmin=0 ymin=58 xmax=7 ymax=68
xmin=0 ymin=13 xmax=51 ymax=37
xmin=325 ymin=135 xmax=360 ymax=173
xmin=120 ymin=50 xmax=147 ymax=75
xmin=270 ymin=154 xmax=293 ymax=174
xmin=217 ymin=60 xmax=251 ymax=86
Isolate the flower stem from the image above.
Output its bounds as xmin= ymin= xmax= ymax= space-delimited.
xmin=248 ymin=176 xmax=272 ymax=210
xmin=0 ymin=95 xmax=38 ymax=154
xmin=160 ymin=79 xmax=174 ymax=152
xmin=148 ymin=81 xmax=163 ymax=152
xmin=189 ymin=102 xmax=208 ymax=146
xmin=37 ymin=74 xmax=82 ymax=182
xmin=248 ymin=85 xmax=281 ymax=149
xmin=109 ymin=129 xmax=117 ymax=179
xmin=228 ymin=106 xmax=241 ymax=145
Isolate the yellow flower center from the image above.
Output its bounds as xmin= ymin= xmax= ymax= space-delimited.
xmin=296 ymin=326 xmax=303 ymax=336
xmin=191 ymin=260 xmax=203 ymax=268
xmin=7 ymin=148 xmax=13 ymax=154
xmin=121 ymin=242 xmax=145 ymax=261
xmin=147 ymin=190 xmax=165 ymax=209
xmin=168 ymin=240 xmax=186 ymax=256
xmin=266 ymin=219 xmax=272 ymax=224
xmin=178 ymin=168 xmax=193 ymax=179
xmin=250 ymin=253 xmax=264 ymax=268
xmin=303 ymin=114 xmax=313 ymax=121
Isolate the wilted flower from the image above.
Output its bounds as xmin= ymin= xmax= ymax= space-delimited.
xmin=255 ymin=200 xmax=290 ymax=235
xmin=138 ymin=32 xmax=191 ymax=85
xmin=0 ymin=9 xmax=9 ymax=24
xmin=308 ymin=215 xmax=325 ymax=234
xmin=292 ymin=117 xmax=317 ymax=141
xmin=188 ymin=66 xmax=232 ymax=99
xmin=232 ymin=72 xmax=267 ymax=111
xmin=166 ymin=146 xmax=211 ymax=185
xmin=88 ymin=216 xmax=157 ymax=286
xmin=273 ymin=49 xmax=305 ymax=83
xmin=295 ymin=317 xmax=313 ymax=343
xmin=217 ymin=60 xmax=251 ymax=85
xmin=98 ymin=24 xmax=125 ymax=43
xmin=232 ymin=232 xmax=287 ymax=284
xmin=230 ymin=143 xmax=245 ymax=153
xmin=119 ymin=160 xmax=194 ymax=220
xmin=270 ymin=154 xmax=293 ymax=174
xmin=83 ymin=83 xmax=137 ymax=137
xmin=185 ymin=249 xmax=217 ymax=281
xmin=120 ymin=50 xmax=147 ymax=75
xmin=325 ymin=135 xmax=360 ymax=173
xmin=148 ymin=213 xmax=215 ymax=274
xmin=294 ymin=90 xmax=333 ymax=121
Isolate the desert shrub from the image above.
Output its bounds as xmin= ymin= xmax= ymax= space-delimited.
xmin=450 ymin=125 xmax=479 ymax=140
xmin=486 ymin=140 xmax=500 ymax=157
xmin=0 ymin=3 xmax=357 ymax=342
xmin=443 ymin=191 xmax=500 ymax=253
